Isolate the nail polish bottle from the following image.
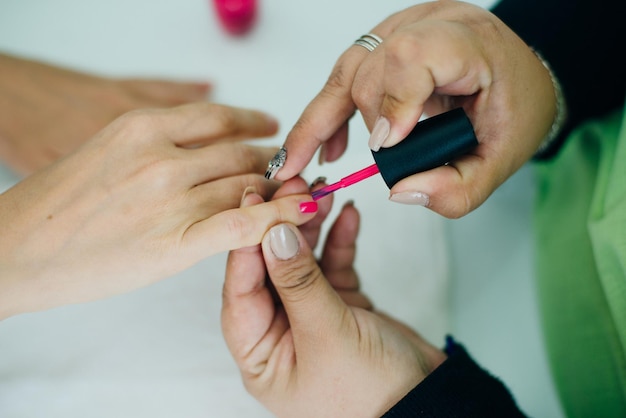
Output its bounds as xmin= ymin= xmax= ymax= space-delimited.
xmin=213 ymin=0 xmax=257 ymax=36
xmin=372 ymin=108 xmax=478 ymax=188
xmin=310 ymin=108 xmax=478 ymax=200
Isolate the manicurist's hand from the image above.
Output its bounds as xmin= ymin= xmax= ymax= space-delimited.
xmin=0 ymin=52 xmax=211 ymax=175
xmin=272 ymin=1 xmax=556 ymax=218
xmin=0 ymin=103 xmax=318 ymax=319
xmin=222 ymin=195 xmax=446 ymax=417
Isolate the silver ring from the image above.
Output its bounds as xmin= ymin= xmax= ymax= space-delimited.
xmin=264 ymin=146 xmax=286 ymax=180
xmin=354 ymin=33 xmax=383 ymax=52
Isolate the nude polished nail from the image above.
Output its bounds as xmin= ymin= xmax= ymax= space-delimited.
xmin=389 ymin=191 xmax=430 ymax=207
xmin=269 ymin=224 xmax=299 ymax=260
xmin=368 ymin=116 xmax=391 ymax=152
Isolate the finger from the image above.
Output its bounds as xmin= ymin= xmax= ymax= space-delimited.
xmin=222 ymin=191 xmax=289 ymax=374
xmin=271 ymin=176 xmax=334 ymax=250
xmin=376 ymin=22 xmax=491 ymax=150
xmin=388 ymin=151 xmax=503 ymax=219
xmin=319 ymin=120 xmax=350 ymax=164
xmin=186 ymin=173 xmax=281 ymax=218
xmin=182 ymin=144 xmax=279 ymax=186
xmin=298 ymin=178 xmax=334 ymax=249
xmin=274 ymin=48 xmax=369 ymax=180
xmin=261 ymin=223 xmax=355 ymax=362
xmin=128 ymin=102 xmax=279 ymax=148
xmin=182 ymin=193 xmax=318 ymax=258
xmin=319 ymin=201 xmax=361 ymax=290
xmin=120 ymin=79 xmax=212 ymax=105
xmin=320 ymin=201 xmax=373 ymax=310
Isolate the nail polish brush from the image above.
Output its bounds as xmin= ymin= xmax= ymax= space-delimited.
xmin=311 ymin=108 xmax=478 ymax=201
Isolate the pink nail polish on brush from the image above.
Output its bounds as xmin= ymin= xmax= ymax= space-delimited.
xmin=311 ymin=108 xmax=478 ymax=201
xmin=213 ymin=0 xmax=257 ymax=35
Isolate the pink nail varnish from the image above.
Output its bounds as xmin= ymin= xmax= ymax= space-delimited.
xmin=213 ymin=0 xmax=257 ymax=36
xmin=299 ymin=201 xmax=318 ymax=214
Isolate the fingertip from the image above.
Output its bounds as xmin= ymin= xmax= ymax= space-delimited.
xmin=266 ymin=223 xmax=301 ymax=261
xmin=387 ymin=159 xmax=487 ymax=219
xmin=240 ymin=185 xmax=264 ymax=208
xmin=330 ymin=199 xmax=361 ymax=245
xmin=299 ymin=201 xmax=318 ymax=214
xmin=196 ymin=81 xmax=212 ymax=94
xmin=368 ymin=116 xmax=390 ymax=151
xmin=309 ymin=177 xmax=333 ymax=217
xmin=376 ymin=97 xmax=426 ymax=150
xmin=263 ymin=114 xmax=280 ymax=136
xmin=272 ymin=176 xmax=310 ymax=198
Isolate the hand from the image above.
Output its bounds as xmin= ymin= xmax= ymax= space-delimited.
xmin=0 ymin=102 xmax=318 ymax=319
xmin=0 ymin=52 xmax=211 ymax=175
xmin=275 ymin=1 xmax=556 ymax=218
xmin=222 ymin=195 xmax=446 ymax=417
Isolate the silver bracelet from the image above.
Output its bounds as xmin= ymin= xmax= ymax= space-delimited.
xmin=531 ymin=48 xmax=568 ymax=158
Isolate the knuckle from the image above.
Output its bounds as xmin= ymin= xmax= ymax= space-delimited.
xmin=351 ymin=84 xmax=371 ymax=110
xmin=230 ymin=144 xmax=259 ymax=173
xmin=276 ymin=263 xmax=323 ymax=302
xmin=211 ymin=106 xmax=239 ymax=134
xmin=223 ymin=211 xmax=256 ymax=245
xmin=108 ymin=109 xmax=161 ymax=146
xmin=135 ymin=157 xmax=180 ymax=191
xmin=438 ymin=185 xmax=480 ymax=219
xmin=323 ymin=59 xmax=352 ymax=95
xmin=288 ymin=115 xmax=318 ymax=142
xmin=383 ymin=93 xmax=404 ymax=112
xmin=385 ymin=33 xmax=421 ymax=64
xmin=152 ymin=159 xmax=180 ymax=188
xmin=118 ymin=109 xmax=158 ymax=132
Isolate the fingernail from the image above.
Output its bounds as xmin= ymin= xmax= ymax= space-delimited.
xmin=309 ymin=176 xmax=327 ymax=188
xmin=368 ymin=116 xmax=390 ymax=152
xmin=239 ymin=186 xmax=257 ymax=207
xmin=269 ymin=224 xmax=299 ymax=260
xmin=265 ymin=146 xmax=286 ymax=180
xmin=299 ymin=201 xmax=318 ymax=213
xmin=389 ymin=191 xmax=430 ymax=207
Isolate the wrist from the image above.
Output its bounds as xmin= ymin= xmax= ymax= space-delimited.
xmin=531 ymin=48 xmax=568 ymax=159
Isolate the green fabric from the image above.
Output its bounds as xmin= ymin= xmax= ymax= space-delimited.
xmin=533 ymin=104 xmax=626 ymax=417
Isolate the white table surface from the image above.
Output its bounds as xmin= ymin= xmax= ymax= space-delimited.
xmin=0 ymin=1 xmax=563 ymax=417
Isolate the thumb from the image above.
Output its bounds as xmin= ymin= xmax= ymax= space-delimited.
xmin=261 ymin=223 xmax=354 ymax=356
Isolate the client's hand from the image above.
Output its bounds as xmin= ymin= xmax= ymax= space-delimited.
xmin=222 ymin=195 xmax=446 ymax=417
xmin=0 ymin=103 xmax=316 ymax=319
xmin=0 ymin=52 xmax=211 ymax=175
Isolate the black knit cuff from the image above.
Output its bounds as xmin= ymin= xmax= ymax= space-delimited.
xmin=381 ymin=336 xmax=527 ymax=418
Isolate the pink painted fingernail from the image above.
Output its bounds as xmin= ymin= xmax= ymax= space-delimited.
xmin=213 ymin=0 xmax=257 ymax=36
xmin=299 ymin=201 xmax=318 ymax=213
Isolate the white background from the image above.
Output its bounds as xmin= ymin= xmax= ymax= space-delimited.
xmin=0 ymin=1 xmax=563 ymax=417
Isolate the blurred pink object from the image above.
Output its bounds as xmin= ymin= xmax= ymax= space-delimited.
xmin=213 ymin=0 xmax=257 ymax=35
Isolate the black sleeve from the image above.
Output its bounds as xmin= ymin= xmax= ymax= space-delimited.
xmin=381 ymin=337 xmax=528 ymax=418
xmin=490 ymin=0 xmax=626 ymax=159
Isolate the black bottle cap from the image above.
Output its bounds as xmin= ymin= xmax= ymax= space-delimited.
xmin=371 ymin=108 xmax=478 ymax=188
